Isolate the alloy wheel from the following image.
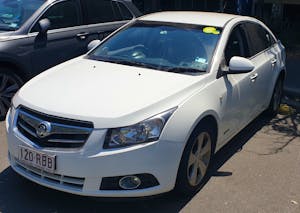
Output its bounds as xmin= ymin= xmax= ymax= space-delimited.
xmin=187 ymin=132 xmax=212 ymax=186
xmin=0 ymin=73 xmax=21 ymax=118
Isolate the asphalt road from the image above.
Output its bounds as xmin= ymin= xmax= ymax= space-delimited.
xmin=0 ymin=112 xmax=300 ymax=213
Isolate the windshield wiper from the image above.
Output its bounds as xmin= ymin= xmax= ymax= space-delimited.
xmin=90 ymin=57 xmax=206 ymax=73
xmin=0 ymin=24 xmax=16 ymax=31
xmin=96 ymin=57 xmax=159 ymax=70
xmin=166 ymin=67 xmax=205 ymax=73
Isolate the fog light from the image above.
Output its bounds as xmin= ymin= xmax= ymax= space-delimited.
xmin=119 ymin=176 xmax=141 ymax=190
xmin=100 ymin=173 xmax=159 ymax=190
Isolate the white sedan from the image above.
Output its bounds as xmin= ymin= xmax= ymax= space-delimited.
xmin=6 ymin=12 xmax=285 ymax=197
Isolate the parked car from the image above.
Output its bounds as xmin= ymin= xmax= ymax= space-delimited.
xmin=6 ymin=11 xmax=286 ymax=197
xmin=0 ymin=0 xmax=141 ymax=120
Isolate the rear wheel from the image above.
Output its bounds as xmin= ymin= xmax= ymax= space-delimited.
xmin=0 ymin=69 xmax=23 ymax=120
xmin=175 ymin=123 xmax=216 ymax=196
xmin=266 ymin=78 xmax=283 ymax=116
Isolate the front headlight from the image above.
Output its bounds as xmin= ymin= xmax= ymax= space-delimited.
xmin=104 ymin=108 xmax=177 ymax=149
xmin=5 ymin=104 xmax=16 ymax=131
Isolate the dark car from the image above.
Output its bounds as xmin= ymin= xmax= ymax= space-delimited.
xmin=0 ymin=0 xmax=141 ymax=120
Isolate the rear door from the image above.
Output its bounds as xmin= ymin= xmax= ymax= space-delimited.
xmin=80 ymin=0 xmax=134 ymax=43
xmin=30 ymin=0 xmax=86 ymax=73
xmin=242 ymin=22 xmax=274 ymax=112
xmin=263 ymin=27 xmax=283 ymax=103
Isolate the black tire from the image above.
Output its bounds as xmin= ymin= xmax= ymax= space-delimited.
xmin=0 ymin=69 xmax=23 ymax=121
xmin=175 ymin=122 xmax=216 ymax=196
xmin=265 ymin=77 xmax=283 ymax=117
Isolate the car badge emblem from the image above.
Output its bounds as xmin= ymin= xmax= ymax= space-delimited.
xmin=36 ymin=121 xmax=52 ymax=138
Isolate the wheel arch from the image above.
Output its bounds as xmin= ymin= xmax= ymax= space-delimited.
xmin=266 ymin=68 xmax=286 ymax=106
xmin=279 ymin=69 xmax=286 ymax=81
xmin=0 ymin=60 xmax=31 ymax=82
xmin=191 ymin=114 xmax=218 ymax=147
xmin=183 ymin=111 xmax=220 ymax=154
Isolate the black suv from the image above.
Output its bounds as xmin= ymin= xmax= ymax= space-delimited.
xmin=0 ymin=0 xmax=141 ymax=120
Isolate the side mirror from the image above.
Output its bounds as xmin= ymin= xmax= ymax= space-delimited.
xmin=87 ymin=40 xmax=101 ymax=51
xmin=227 ymin=56 xmax=254 ymax=74
xmin=38 ymin=18 xmax=50 ymax=34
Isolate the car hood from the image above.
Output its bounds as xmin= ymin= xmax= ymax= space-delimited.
xmin=14 ymin=57 xmax=206 ymax=128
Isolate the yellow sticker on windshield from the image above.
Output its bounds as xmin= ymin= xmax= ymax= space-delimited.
xmin=203 ymin=27 xmax=220 ymax=35
xmin=212 ymin=30 xmax=220 ymax=35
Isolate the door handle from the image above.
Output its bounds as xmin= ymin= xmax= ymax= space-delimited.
xmin=271 ymin=58 xmax=277 ymax=65
xmin=76 ymin=32 xmax=89 ymax=40
xmin=250 ymin=73 xmax=258 ymax=81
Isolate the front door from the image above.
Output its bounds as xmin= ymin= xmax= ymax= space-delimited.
xmin=218 ymin=24 xmax=257 ymax=144
xmin=30 ymin=0 xmax=87 ymax=74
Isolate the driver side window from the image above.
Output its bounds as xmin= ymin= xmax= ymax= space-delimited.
xmin=225 ymin=25 xmax=249 ymax=65
xmin=31 ymin=0 xmax=80 ymax=33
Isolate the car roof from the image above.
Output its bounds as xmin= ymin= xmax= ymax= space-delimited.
xmin=139 ymin=11 xmax=240 ymax=28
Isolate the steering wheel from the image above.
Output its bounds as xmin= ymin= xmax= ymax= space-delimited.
xmin=131 ymin=45 xmax=148 ymax=59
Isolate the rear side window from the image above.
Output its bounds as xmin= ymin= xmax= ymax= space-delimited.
xmin=83 ymin=0 xmax=123 ymax=24
xmin=225 ymin=25 xmax=249 ymax=65
xmin=243 ymin=23 xmax=272 ymax=56
xmin=31 ymin=0 xmax=80 ymax=32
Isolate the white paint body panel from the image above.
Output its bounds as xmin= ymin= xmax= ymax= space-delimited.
xmin=6 ymin=12 xmax=285 ymax=197
xmin=13 ymin=57 xmax=202 ymax=128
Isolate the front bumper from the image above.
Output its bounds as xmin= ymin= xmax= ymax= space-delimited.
xmin=6 ymin=108 xmax=183 ymax=197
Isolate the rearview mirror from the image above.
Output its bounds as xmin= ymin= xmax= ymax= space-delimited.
xmin=38 ymin=18 xmax=50 ymax=35
xmin=227 ymin=56 xmax=254 ymax=74
xmin=87 ymin=40 xmax=101 ymax=51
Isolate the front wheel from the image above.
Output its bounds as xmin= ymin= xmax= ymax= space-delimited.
xmin=266 ymin=78 xmax=283 ymax=116
xmin=175 ymin=123 xmax=216 ymax=196
xmin=0 ymin=70 xmax=23 ymax=121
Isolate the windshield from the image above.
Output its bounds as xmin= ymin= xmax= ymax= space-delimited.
xmin=88 ymin=21 xmax=222 ymax=74
xmin=0 ymin=0 xmax=44 ymax=31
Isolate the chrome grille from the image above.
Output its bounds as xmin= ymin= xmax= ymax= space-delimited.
xmin=16 ymin=107 xmax=93 ymax=148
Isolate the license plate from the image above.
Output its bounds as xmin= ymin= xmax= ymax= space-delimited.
xmin=18 ymin=146 xmax=56 ymax=172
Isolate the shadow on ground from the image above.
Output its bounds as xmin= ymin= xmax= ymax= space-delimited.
xmin=262 ymin=109 xmax=300 ymax=155
xmin=0 ymin=112 xmax=292 ymax=213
